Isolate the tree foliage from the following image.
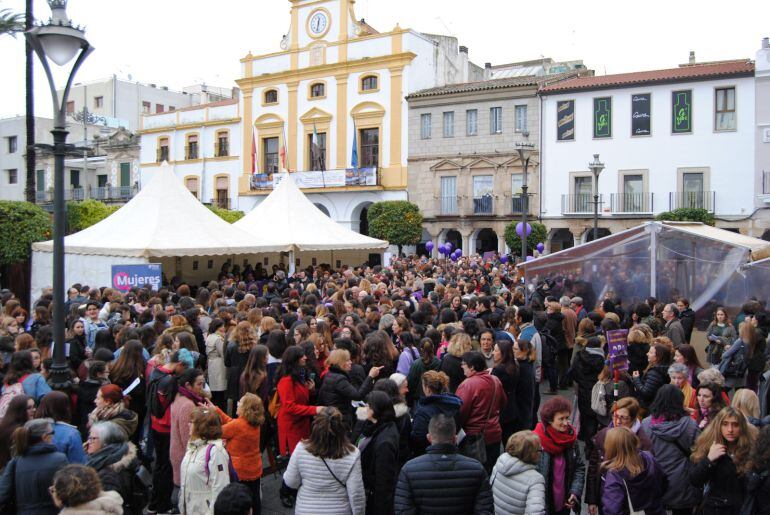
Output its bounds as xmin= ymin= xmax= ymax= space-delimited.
xmin=0 ymin=201 xmax=51 ymax=265
xmin=367 ymin=201 xmax=423 ymax=253
xmin=0 ymin=7 xmax=23 ymax=38
xmin=655 ymin=208 xmax=715 ymax=226
xmin=504 ymin=221 xmax=548 ymax=257
xmin=207 ymin=205 xmax=245 ymax=223
xmin=66 ymin=199 xmax=120 ymax=234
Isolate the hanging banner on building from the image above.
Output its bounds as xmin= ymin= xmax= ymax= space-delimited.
xmin=266 ymin=168 xmax=377 ymax=189
xmin=593 ymin=97 xmax=612 ymax=138
xmin=672 ymin=90 xmax=692 ymax=133
xmin=631 ymin=93 xmax=652 ymax=136
xmin=607 ymin=329 xmax=629 ymax=372
xmin=111 ymin=264 xmax=162 ymax=292
xmin=556 ymin=100 xmax=575 ymax=141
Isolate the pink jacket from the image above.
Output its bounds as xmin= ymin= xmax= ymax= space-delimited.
xmin=169 ymin=394 xmax=197 ymax=486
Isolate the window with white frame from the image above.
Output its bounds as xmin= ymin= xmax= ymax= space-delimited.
xmin=466 ymin=109 xmax=478 ymax=136
xmin=420 ymin=113 xmax=431 ymax=140
xmin=443 ymin=112 xmax=454 ymax=138
xmin=490 ymin=107 xmax=502 ymax=134
xmin=515 ymin=105 xmax=528 ymax=132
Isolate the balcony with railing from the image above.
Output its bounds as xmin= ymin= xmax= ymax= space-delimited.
xmin=610 ymin=192 xmax=654 ymax=214
xmin=215 ymin=142 xmax=229 ymax=157
xmin=185 ymin=144 xmax=199 ymax=160
xmin=762 ymin=171 xmax=770 ymax=203
xmin=36 ymin=185 xmax=138 ymax=205
xmin=669 ymin=191 xmax=715 ymax=212
xmin=438 ymin=196 xmax=460 ymax=216
xmin=249 ymin=167 xmax=381 ymax=191
xmin=511 ymin=194 xmax=526 ymax=214
xmin=472 ymin=195 xmax=494 ymax=215
xmin=561 ymin=193 xmax=601 ymax=215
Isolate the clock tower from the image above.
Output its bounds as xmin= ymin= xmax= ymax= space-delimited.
xmin=287 ymin=0 xmax=362 ymax=52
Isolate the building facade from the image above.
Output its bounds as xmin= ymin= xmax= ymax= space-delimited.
xmin=539 ymin=58 xmax=769 ymax=250
xmin=406 ymin=77 xmax=551 ymax=256
xmin=756 ymin=38 xmax=770 ymax=227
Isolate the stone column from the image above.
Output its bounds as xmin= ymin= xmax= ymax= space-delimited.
xmin=497 ymin=234 xmax=507 ymax=254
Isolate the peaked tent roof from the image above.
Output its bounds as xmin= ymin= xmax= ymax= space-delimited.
xmin=32 ymin=163 xmax=272 ymax=257
xmin=234 ymin=174 xmax=389 ymax=252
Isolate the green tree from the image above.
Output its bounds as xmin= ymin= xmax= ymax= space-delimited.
xmin=504 ymin=221 xmax=547 ymax=257
xmin=0 ymin=201 xmax=51 ymax=265
xmin=367 ymin=201 xmax=423 ymax=255
xmin=207 ymin=205 xmax=245 ymax=223
xmin=66 ymin=199 xmax=120 ymax=233
xmin=0 ymin=7 xmax=23 ymax=37
xmin=655 ymin=208 xmax=715 ymax=226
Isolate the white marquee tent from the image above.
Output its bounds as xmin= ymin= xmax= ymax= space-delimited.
xmin=234 ymin=174 xmax=389 ymax=256
xmin=30 ymin=163 xmax=272 ymax=299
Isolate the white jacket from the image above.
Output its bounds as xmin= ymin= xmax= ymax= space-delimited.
xmin=283 ymin=441 xmax=365 ymax=515
xmin=179 ymin=439 xmax=230 ymax=515
xmin=490 ymin=453 xmax=546 ymax=515
xmin=205 ymin=333 xmax=227 ymax=392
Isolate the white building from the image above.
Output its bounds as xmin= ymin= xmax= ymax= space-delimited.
xmin=756 ymin=38 xmax=770 ymax=230
xmin=539 ymin=58 xmax=769 ymax=251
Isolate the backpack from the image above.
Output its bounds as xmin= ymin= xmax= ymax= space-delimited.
xmin=539 ymin=329 xmax=558 ymax=366
xmin=724 ymin=343 xmax=749 ymax=378
xmin=0 ymin=374 xmax=30 ymax=419
xmin=204 ymin=443 xmax=239 ymax=483
xmin=591 ymin=380 xmax=608 ymax=417
xmin=147 ymin=368 xmax=175 ymax=419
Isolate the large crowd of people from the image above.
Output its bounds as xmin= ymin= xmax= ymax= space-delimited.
xmin=0 ymin=254 xmax=768 ymax=515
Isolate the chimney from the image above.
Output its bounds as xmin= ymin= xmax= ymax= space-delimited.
xmin=764 ymin=37 xmax=770 ymax=49
xmin=485 ymin=62 xmax=492 ymax=69
xmin=459 ymin=45 xmax=468 ymax=54
xmin=689 ymin=51 xmax=696 ymax=64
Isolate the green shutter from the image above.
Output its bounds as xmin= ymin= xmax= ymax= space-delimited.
xmin=120 ymin=162 xmax=131 ymax=187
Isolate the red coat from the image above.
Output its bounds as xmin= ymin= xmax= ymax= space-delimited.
xmin=276 ymin=375 xmax=316 ymax=455
xmin=456 ymin=369 xmax=507 ymax=444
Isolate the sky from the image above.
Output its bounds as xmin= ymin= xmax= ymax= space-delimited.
xmin=1 ymin=0 xmax=768 ymax=119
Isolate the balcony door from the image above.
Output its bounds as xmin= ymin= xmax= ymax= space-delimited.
xmin=473 ymin=175 xmax=493 ymax=214
xmin=622 ymin=174 xmax=644 ymax=212
xmin=682 ymin=172 xmax=704 ymax=208
xmin=574 ymin=176 xmax=592 ymax=212
xmin=440 ymin=176 xmax=457 ymax=215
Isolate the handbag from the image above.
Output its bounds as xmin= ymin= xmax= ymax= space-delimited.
xmin=622 ymin=480 xmax=644 ymax=515
xmin=268 ymin=389 xmax=281 ymax=418
xmin=460 ymin=374 xmax=497 ymax=464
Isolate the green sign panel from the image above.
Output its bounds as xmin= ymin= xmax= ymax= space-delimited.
xmin=593 ymin=97 xmax=612 ymax=138
xmin=672 ymin=90 xmax=692 ymax=133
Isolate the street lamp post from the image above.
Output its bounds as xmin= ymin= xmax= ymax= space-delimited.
xmin=516 ymin=135 xmax=535 ymax=264
xmin=588 ymin=154 xmax=605 ymax=242
xmin=26 ymin=0 xmax=93 ymax=390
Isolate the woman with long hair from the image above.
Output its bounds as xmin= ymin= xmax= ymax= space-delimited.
xmin=36 ymin=391 xmax=86 ymax=464
xmin=641 ymin=385 xmax=701 ymax=514
xmin=409 ymin=370 xmax=461 ymax=456
xmin=749 ymin=426 xmax=770 ymax=515
xmin=363 ymin=331 xmax=397 ymax=378
xmin=88 ymin=384 xmax=138 ymax=440
xmin=284 ymin=407 xmax=365 ymax=514
xmin=240 ymin=344 xmax=269 ymax=406
xmin=395 ymin=332 xmax=420 ymax=376
xmin=2 ymin=349 xmax=50 ymax=403
xmin=732 ymin=388 xmax=763 ymax=426
xmin=225 ymin=321 xmax=256 ymax=415
xmin=108 ymin=339 xmax=147 ymax=433
xmin=318 ymin=349 xmax=381 ymax=430
xmin=0 ymin=418 xmax=68 ymax=514
xmin=405 ymin=338 xmax=440 ymax=405
xmin=571 ymin=336 xmax=606 ymax=443
xmin=631 ymin=343 xmax=672 ymax=410
xmin=169 ymin=368 xmax=208 ymax=493
xmin=674 ymin=344 xmax=705 ymax=389
xmin=439 ymin=332 xmax=472 ymax=393
xmin=533 ymin=396 xmax=586 ymax=515
xmin=513 ymin=338 xmax=537 ymax=432
xmin=694 ymin=382 xmax=728 ymax=430
xmin=179 ymin=407 xmax=231 ymax=514
xmin=492 ymin=339 xmax=520 ymax=445
xmin=219 ymin=393 xmax=266 ymax=515
xmin=719 ymin=321 xmax=756 ymax=392
xmin=0 ymin=394 xmax=34 ymax=469
xmin=276 ymin=346 xmax=323 ymax=457
xmin=690 ymin=407 xmax=758 ymax=514
xmin=360 ymin=390 xmax=400 ymax=515
xmin=65 ymin=318 xmax=87 ymax=373
xmin=599 ymin=427 xmax=667 ymax=515
xmin=706 ymin=307 xmax=736 ymax=365
xmin=205 ymin=318 xmax=228 ymax=410
xmin=626 ymin=325 xmax=652 ymax=375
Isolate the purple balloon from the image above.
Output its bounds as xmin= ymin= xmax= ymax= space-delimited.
xmin=526 ymin=255 xmax=535 ymax=261
xmin=438 ymin=244 xmax=447 ymax=255
xmin=516 ymin=222 xmax=533 ymax=239
xmin=425 ymin=241 xmax=434 ymax=252
xmin=499 ymin=255 xmax=509 ymax=264
xmin=450 ymin=254 xmax=458 ymax=262
xmin=454 ymin=249 xmax=462 ymax=257
xmin=536 ymin=242 xmax=545 ymax=253
xmin=445 ymin=242 xmax=453 ymax=252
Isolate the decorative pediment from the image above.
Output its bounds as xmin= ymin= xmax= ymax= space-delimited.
xmin=466 ymin=156 xmax=499 ymax=170
xmin=430 ymin=159 xmax=462 ymax=172
xmin=254 ymin=113 xmax=285 ymax=130
xmin=351 ymin=101 xmax=386 ymax=118
xmin=299 ymin=107 xmax=333 ymax=124
xmin=501 ymin=153 xmax=540 ymax=168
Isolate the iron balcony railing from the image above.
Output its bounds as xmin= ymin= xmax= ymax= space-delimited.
xmin=562 ymin=193 xmax=602 ymax=215
xmin=156 ymin=148 xmax=169 ymax=163
xmin=764 ymin=171 xmax=770 ymax=195
xmin=439 ymin=195 xmax=460 ymax=216
xmin=669 ymin=191 xmax=715 ymax=212
xmin=472 ymin=195 xmax=494 ymax=215
xmin=185 ymin=144 xmax=199 ymax=160
xmin=511 ymin=194 xmax=526 ymax=214
xmin=610 ymin=192 xmax=654 ymax=214
xmin=36 ymin=185 xmax=138 ymax=204
xmin=215 ymin=142 xmax=229 ymax=157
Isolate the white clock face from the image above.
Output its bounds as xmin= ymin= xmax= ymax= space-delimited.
xmin=309 ymin=12 xmax=328 ymax=35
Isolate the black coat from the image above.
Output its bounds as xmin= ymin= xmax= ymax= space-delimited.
xmin=632 ymin=364 xmax=670 ymax=409
xmin=76 ymin=378 xmax=107 ymax=438
xmin=627 ymin=342 xmax=650 ymax=376
xmin=753 ymin=469 xmax=770 ymax=515
xmin=570 ymin=349 xmax=605 ymax=440
xmin=410 ymin=393 xmax=462 ymax=456
xmin=545 ymin=311 xmax=567 ymax=351
xmin=690 ymin=454 xmax=747 ymax=515
xmin=67 ymin=334 xmax=87 ymax=372
xmin=440 ymin=354 xmax=465 ymax=394
xmin=393 ymin=443 xmax=493 ymax=515
xmin=491 ymin=364 xmax=519 ymax=429
xmin=679 ymin=308 xmax=695 ymax=344
xmin=90 ymin=442 xmax=144 ymax=515
xmin=317 ymin=366 xmax=374 ymax=428
xmin=361 ymin=420 xmax=401 ymax=515
xmin=224 ymin=342 xmax=250 ymax=401
xmin=513 ymin=360 xmax=535 ymax=432
xmin=0 ymin=443 xmax=68 ymax=515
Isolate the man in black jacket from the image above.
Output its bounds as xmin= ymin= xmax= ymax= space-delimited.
xmin=394 ymin=414 xmax=493 ymax=515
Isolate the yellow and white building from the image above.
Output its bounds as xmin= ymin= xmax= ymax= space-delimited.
xmin=140 ymin=0 xmax=482 ymax=234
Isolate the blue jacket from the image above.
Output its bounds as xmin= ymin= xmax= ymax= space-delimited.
xmin=20 ymin=374 xmax=50 ymax=402
xmin=394 ymin=443 xmax=493 ymax=515
xmin=51 ymin=421 xmax=87 ymax=464
xmin=410 ymin=393 xmax=462 ymax=455
xmin=0 ymin=443 xmax=68 ymax=515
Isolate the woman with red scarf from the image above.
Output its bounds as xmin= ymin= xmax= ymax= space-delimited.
xmin=534 ymin=396 xmax=586 ymax=515
xmin=169 ymin=368 xmax=207 ymax=492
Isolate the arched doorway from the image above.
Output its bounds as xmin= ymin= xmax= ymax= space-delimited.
xmin=350 ymin=201 xmax=373 ymax=235
xmin=550 ymin=228 xmax=574 ymax=252
xmin=445 ymin=229 xmax=462 ymax=253
xmin=584 ymin=228 xmax=611 ymax=243
xmin=359 ymin=206 xmax=369 ymax=236
xmin=475 ymin=228 xmax=497 ymax=255
xmin=313 ymin=203 xmax=330 ymax=217
xmin=416 ymin=229 xmax=432 ymax=257
xmin=763 ymin=229 xmax=770 ymax=242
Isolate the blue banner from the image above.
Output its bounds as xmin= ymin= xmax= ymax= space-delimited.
xmin=111 ymin=263 xmax=162 ymax=292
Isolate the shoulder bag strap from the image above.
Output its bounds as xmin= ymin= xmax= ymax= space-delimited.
xmin=321 ymin=457 xmax=349 ymax=489
xmin=622 ymin=480 xmax=636 ymax=513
